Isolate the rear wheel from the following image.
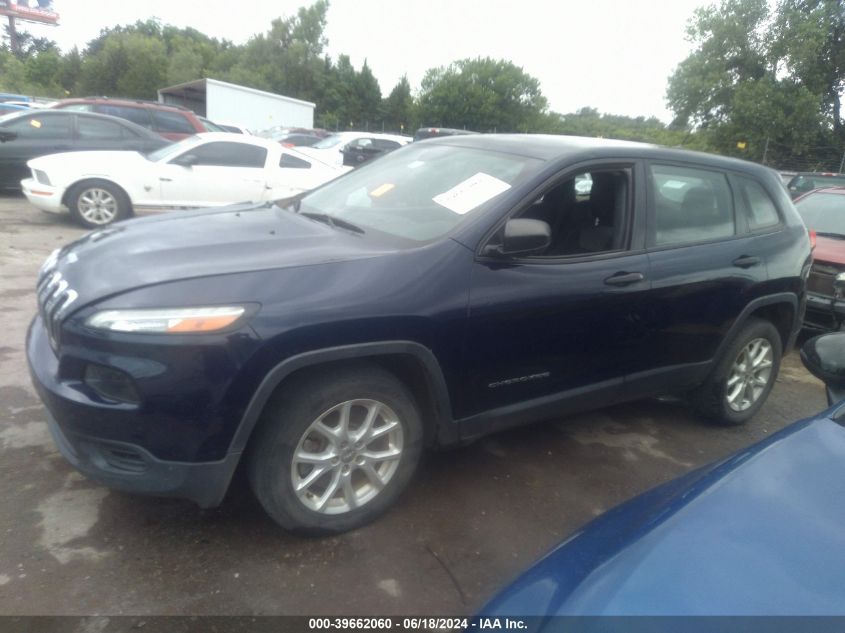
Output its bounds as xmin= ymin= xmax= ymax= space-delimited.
xmin=690 ymin=317 xmax=782 ymax=426
xmin=67 ymin=180 xmax=131 ymax=228
xmin=247 ymin=364 xmax=423 ymax=534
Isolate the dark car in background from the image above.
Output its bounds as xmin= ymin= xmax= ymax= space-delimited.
xmin=481 ymin=334 xmax=845 ymax=618
xmin=0 ymin=109 xmax=168 ymax=189
xmin=340 ymin=136 xmax=404 ymax=166
xmin=52 ymin=97 xmax=207 ymax=141
xmin=795 ymin=187 xmax=845 ymax=330
xmin=786 ymin=171 xmax=845 ymax=199
xmin=27 ymin=135 xmax=810 ymax=535
xmin=413 ymin=127 xmax=479 ymax=141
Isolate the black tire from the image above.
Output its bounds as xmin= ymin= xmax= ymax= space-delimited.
xmin=690 ymin=317 xmax=782 ymax=426
xmin=67 ymin=179 xmax=131 ymax=229
xmin=247 ymin=363 xmax=423 ymax=535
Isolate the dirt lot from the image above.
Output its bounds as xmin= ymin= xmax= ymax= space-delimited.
xmin=0 ymin=192 xmax=828 ymax=616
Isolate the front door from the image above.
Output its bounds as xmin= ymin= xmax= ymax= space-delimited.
xmin=461 ymin=163 xmax=653 ymax=422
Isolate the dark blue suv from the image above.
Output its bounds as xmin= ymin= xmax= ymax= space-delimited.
xmin=27 ymin=135 xmax=812 ymax=534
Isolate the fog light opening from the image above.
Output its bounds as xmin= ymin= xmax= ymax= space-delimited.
xmin=84 ymin=363 xmax=141 ymax=405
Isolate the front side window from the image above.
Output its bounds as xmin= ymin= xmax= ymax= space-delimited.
xmin=650 ymin=164 xmax=735 ymax=246
xmin=298 ymin=144 xmax=543 ymax=243
xmin=516 ymin=168 xmax=630 ymax=256
xmin=177 ymin=141 xmax=267 ymax=168
xmin=4 ymin=113 xmax=72 ymax=139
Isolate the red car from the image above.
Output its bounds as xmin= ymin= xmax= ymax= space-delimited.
xmin=795 ymin=186 xmax=845 ymax=330
xmin=51 ymin=98 xmax=207 ymax=141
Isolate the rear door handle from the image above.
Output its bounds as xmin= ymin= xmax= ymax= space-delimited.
xmin=604 ymin=271 xmax=645 ymax=286
xmin=733 ymin=255 xmax=761 ymax=268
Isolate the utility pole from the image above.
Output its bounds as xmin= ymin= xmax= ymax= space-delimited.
xmin=7 ymin=14 xmax=18 ymax=55
xmin=762 ymin=137 xmax=770 ymax=165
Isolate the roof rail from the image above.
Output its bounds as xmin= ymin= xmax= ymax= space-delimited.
xmin=74 ymin=96 xmax=192 ymax=111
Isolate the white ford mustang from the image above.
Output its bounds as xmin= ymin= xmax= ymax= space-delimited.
xmin=22 ymin=133 xmax=349 ymax=227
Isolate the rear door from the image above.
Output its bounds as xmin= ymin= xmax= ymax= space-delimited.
xmin=634 ymin=162 xmax=768 ymax=391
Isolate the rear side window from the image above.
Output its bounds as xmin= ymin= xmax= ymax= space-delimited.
xmin=280 ymin=153 xmax=311 ymax=169
xmin=735 ymin=176 xmax=780 ymax=230
xmin=650 ymin=164 xmax=735 ymax=246
xmin=181 ymin=141 xmax=267 ymax=168
xmin=151 ymin=110 xmax=196 ymax=134
xmin=95 ymin=105 xmax=152 ymax=129
xmin=77 ymin=116 xmax=126 ymax=140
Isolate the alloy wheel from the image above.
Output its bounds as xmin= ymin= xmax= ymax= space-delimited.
xmin=725 ymin=337 xmax=774 ymax=412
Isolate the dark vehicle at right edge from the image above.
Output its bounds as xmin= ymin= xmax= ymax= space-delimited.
xmin=27 ymin=135 xmax=811 ymax=535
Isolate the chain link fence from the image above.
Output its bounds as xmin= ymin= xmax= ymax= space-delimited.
xmin=760 ymin=139 xmax=845 ymax=175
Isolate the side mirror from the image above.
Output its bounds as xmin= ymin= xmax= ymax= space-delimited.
xmin=484 ymin=219 xmax=551 ymax=257
xmin=801 ymin=333 xmax=845 ymax=404
xmin=0 ymin=129 xmax=17 ymax=142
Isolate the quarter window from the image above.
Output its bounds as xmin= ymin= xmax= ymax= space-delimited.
xmin=736 ymin=176 xmax=779 ymax=230
xmin=651 ymin=164 xmax=735 ymax=246
xmin=280 ymin=153 xmax=311 ymax=169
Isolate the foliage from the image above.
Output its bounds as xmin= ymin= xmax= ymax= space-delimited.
xmin=667 ymin=0 xmax=844 ymax=164
xmin=417 ymin=57 xmax=548 ymax=132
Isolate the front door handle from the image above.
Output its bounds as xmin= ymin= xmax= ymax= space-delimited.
xmin=604 ymin=271 xmax=645 ymax=286
xmin=733 ymin=255 xmax=761 ymax=268
xmin=159 ymin=177 xmax=173 ymax=182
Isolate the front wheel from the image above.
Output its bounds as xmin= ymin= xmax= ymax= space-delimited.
xmin=247 ymin=364 xmax=423 ymax=535
xmin=67 ymin=180 xmax=131 ymax=228
xmin=690 ymin=317 xmax=782 ymax=426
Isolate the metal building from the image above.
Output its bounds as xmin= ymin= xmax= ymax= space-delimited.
xmin=158 ymin=78 xmax=315 ymax=133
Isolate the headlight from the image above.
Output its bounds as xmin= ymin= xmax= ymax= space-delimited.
xmin=33 ymin=169 xmax=52 ymax=186
xmin=85 ymin=306 xmax=246 ymax=333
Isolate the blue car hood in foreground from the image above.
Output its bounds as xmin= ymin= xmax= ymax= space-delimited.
xmin=483 ymin=413 xmax=845 ymax=616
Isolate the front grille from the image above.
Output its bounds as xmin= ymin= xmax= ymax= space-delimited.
xmin=808 ymin=263 xmax=842 ymax=298
xmin=36 ymin=260 xmax=78 ymax=350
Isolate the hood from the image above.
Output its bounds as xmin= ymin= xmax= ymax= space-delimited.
xmin=48 ymin=202 xmax=391 ymax=310
xmin=29 ymin=150 xmax=148 ymax=173
xmin=482 ymin=415 xmax=845 ymax=616
xmin=813 ymin=234 xmax=845 ymax=266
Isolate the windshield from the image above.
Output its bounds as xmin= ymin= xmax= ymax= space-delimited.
xmin=311 ymin=134 xmax=349 ymax=149
xmin=297 ymin=143 xmax=543 ymax=242
xmin=796 ymin=192 xmax=845 ymax=236
xmin=146 ymin=136 xmax=200 ymax=162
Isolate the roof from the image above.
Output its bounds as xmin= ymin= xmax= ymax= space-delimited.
xmin=158 ymin=78 xmax=316 ymax=109
xmin=428 ymin=133 xmax=777 ymax=175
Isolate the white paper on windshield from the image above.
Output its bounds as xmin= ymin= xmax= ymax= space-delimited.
xmin=432 ymin=172 xmax=511 ymax=215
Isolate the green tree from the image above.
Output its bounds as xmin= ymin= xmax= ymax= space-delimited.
xmin=80 ymin=32 xmax=167 ymax=99
xmin=666 ymin=0 xmax=826 ymax=159
xmin=382 ymin=75 xmax=415 ymax=134
xmin=417 ymin=57 xmax=547 ymax=132
xmin=773 ymin=0 xmax=845 ymax=136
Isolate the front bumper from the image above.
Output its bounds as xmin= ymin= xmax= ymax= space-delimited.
xmin=21 ymin=177 xmax=65 ymax=214
xmin=26 ymin=316 xmax=241 ymax=508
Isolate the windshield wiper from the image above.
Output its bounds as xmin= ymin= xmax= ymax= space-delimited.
xmin=300 ymin=211 xmax=365 ymax=234
xmin=815 ymin=231 xmax=845 ymax=239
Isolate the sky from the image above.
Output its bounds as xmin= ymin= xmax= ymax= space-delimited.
xmin=16 ymin=0 xmax=707 ymax=123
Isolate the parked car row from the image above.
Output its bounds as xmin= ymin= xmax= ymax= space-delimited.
xmin=21 ymin=133 xmax=347 ymax=227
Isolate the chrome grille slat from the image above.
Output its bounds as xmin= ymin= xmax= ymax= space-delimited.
xmin=35 ymin=267 xmax=77 ymax=351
